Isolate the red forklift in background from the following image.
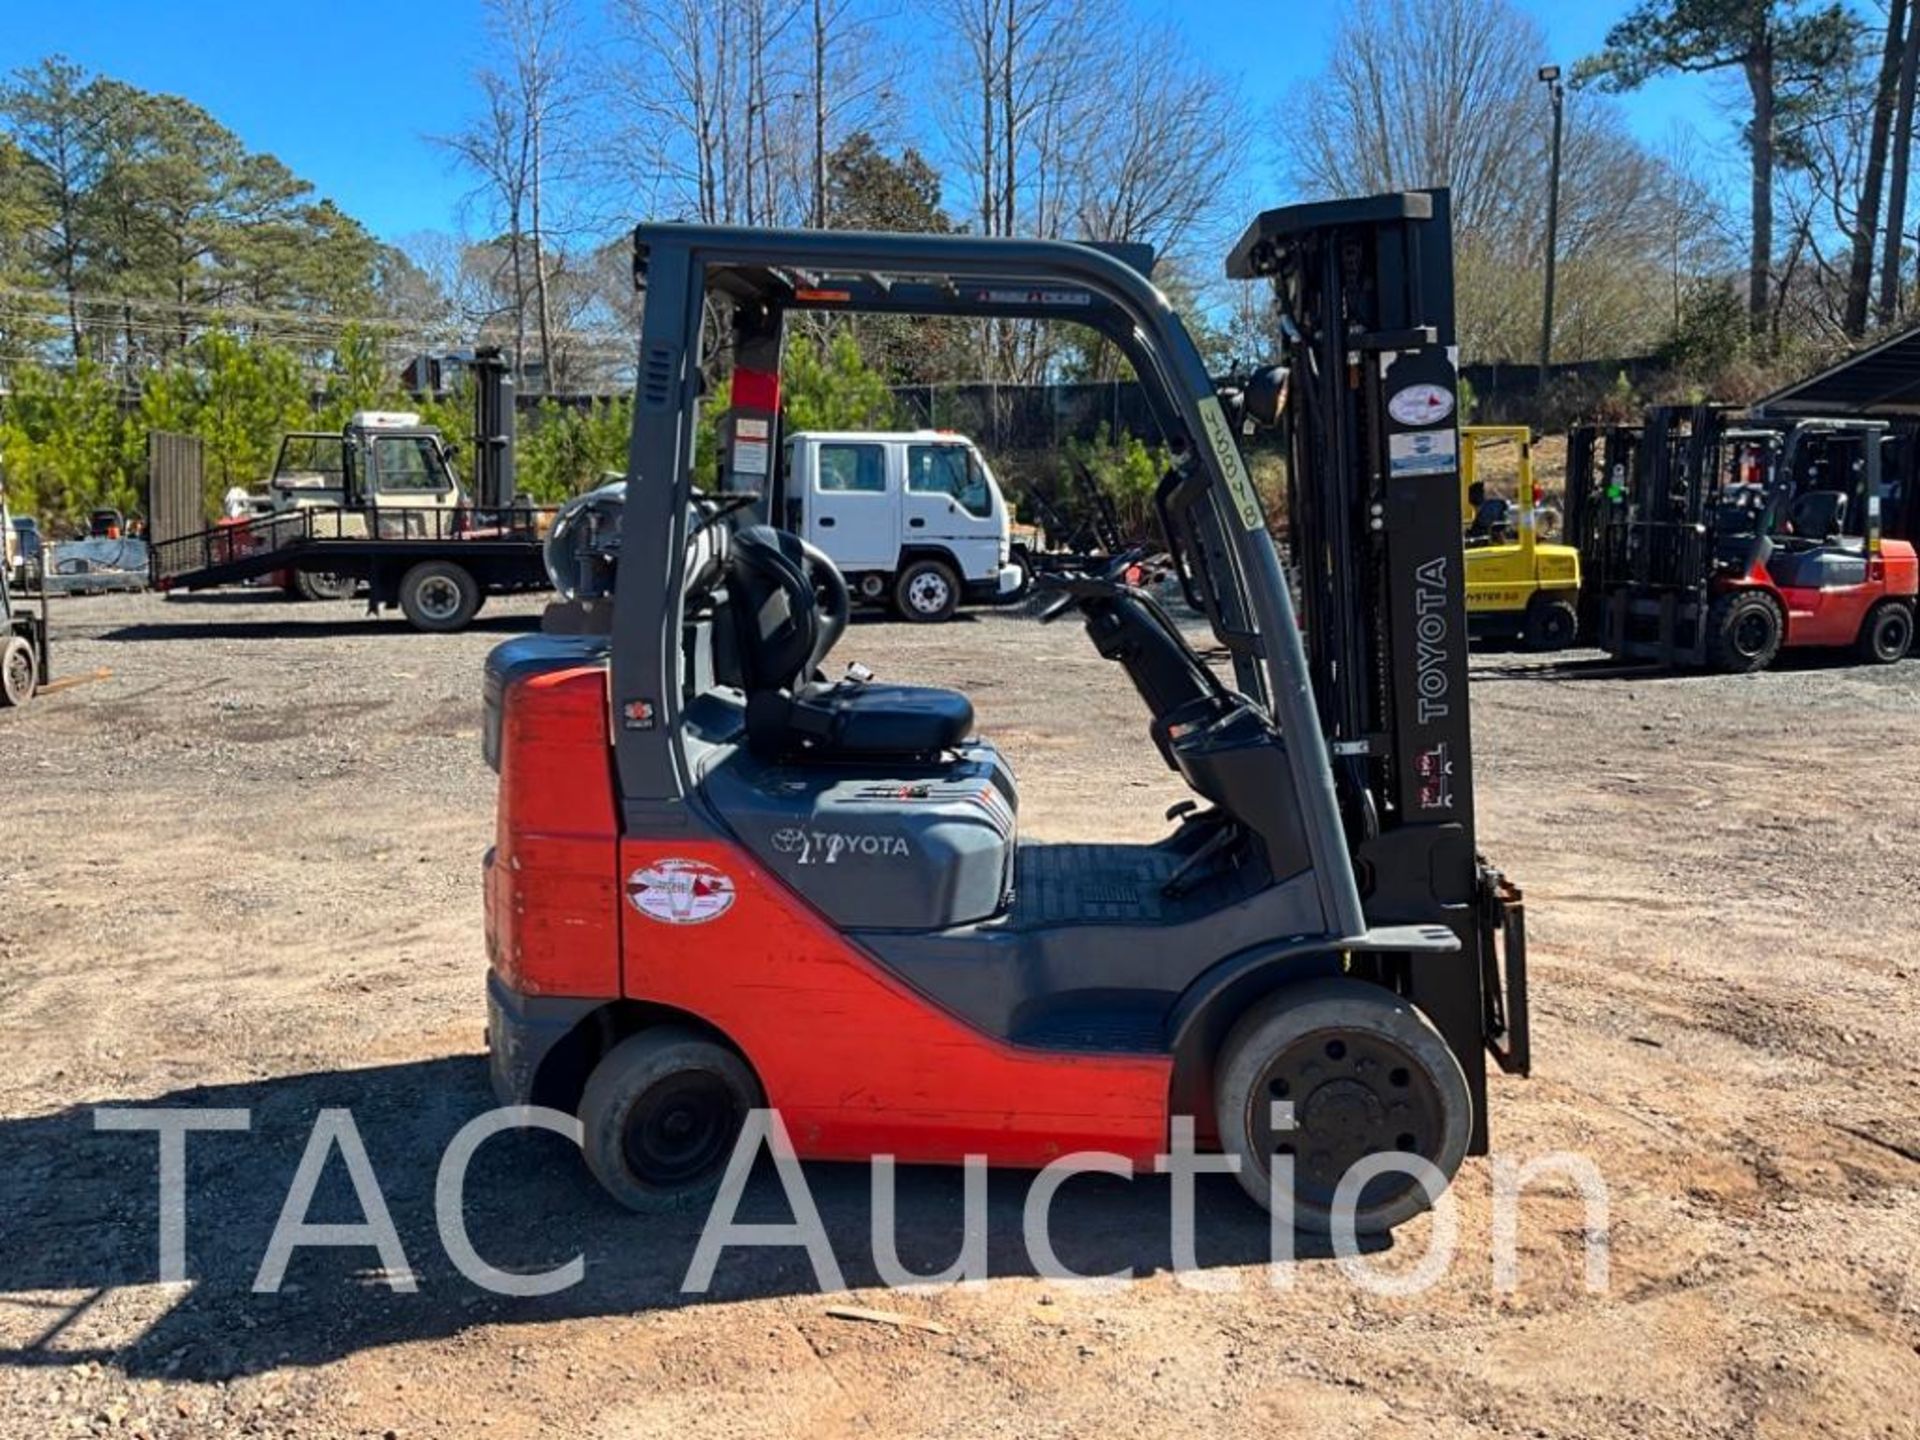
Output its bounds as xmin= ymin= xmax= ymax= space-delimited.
xmin=1599 ymin=407 xmax=1917 ymax=671
xmin=480 ymin=193 xmax=1529 ymax=1236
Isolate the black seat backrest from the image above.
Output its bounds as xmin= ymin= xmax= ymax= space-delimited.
xmin=1789 ymin=489 xmax=1847 ymax=539
xmin=725 ymin=526 xmax=820 ymax=694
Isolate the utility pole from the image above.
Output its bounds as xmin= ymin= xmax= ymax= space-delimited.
xmin=1538 ymin=64 xmax=1565 ymax=388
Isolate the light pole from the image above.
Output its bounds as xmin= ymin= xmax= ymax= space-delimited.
xmin=1538 ymin=64 xmax=1565 ymax=389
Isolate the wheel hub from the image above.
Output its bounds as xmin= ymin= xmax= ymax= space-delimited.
xmin=1734 ymin=611 xmax=1771 ymax=656
xmin=418 ymin=577 xmax=461 ymax=618
xmin=621 ymin=1072 xmax=741 ymax=1187
xmin=1253 ymin=1030 xmax=1443 ymax=1210
xmin=909 ymin=573 xmax=949 ymax=612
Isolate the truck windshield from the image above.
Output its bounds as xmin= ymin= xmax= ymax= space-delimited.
xmin=275 ymin=436 xmax=347 ymax=488
xmin=373 ymin=435 xmax=452 ymax=494
xmin=907 ymin=445 xmax=992 ymax=518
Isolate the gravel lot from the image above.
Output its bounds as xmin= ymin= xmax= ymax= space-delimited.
xmin=2 ymin=586 xmax=1917 ymax=1439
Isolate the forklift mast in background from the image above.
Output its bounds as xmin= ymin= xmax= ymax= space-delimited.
xmin=469 ymin=347 xmax=517 ymax=511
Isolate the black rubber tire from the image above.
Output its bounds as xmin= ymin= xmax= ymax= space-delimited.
xmin=579 ymin=1028 xmax=761 ymax=1214
xmin=1 ymin=636 xmax=37 ymax=707
xmin=893 ymin=556 xmax=961 ymax=623
xmin=1004 ymin=547 xmax=1034 ymax=604
xmin=398 ymin=560 xmax=480 ymax=633
xmin=1854 ymin=599 xmax=1913 ymax=664
xmin=1214 ymin=977 xmax=1472 ymax=1236
xmin=291 ymin=569 xmax=356 ymax=602
xmin=1521 ymin=594 xmax=1578 ymax=652
xmin=1704 ymin=589 xmax=1783 ymax=674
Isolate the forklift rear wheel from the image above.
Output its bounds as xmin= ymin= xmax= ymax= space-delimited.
xmin=398 ymin=561 xmax=481 ymax=633
xmin=1 ymin=636 xmax=37 ymax=707
xmin=1854 ymin=600 xmax=1914 ymax=664
xmin=580 ymin=1028 xmax=761 ymax=1214
xmin=1705 ymin=590 xmax=1782 ymax=674
xmin=291 ymin=570 xmax=356 ymax=602
xmin=1521 ymin=595 xmax=1577 ymax=652
xmin=893 ymin=558 xmax=960 ymax=623
xmin=1214 ymin=978 xmax=1471 ymax=1235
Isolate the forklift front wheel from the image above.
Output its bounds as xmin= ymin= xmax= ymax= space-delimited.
xmin=1214 ymin=978 xmax=1471 ymax=1235
xmin=1 ymin=636 xmax=37 ymax=707
xmin=1521 ymin=594 xmax=1577 ymax=652
xmin=398 ymin=561 xmax=481 ymax=633
xmin=1705 ymin=590 xmax=1782 ymax=674
xmin=579 ymin=1028 xmax=761 ymax=1214
xmin=1854 ymin=600 xmax=1914 ymax=664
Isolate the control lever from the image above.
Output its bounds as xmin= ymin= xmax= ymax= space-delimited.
xmin=1161 ymin=815 xmax=1242 ymax=899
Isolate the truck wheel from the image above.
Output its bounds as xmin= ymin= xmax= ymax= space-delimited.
xmin=1854 ymin=599 xmax=1913 ymax=664
xmin=1005 ymin=546 xmax=1034 ymax=603
xmin=854 ymin=573 xmax=890 ymax=606
xmin=398 ymin=561 xmax=480 ymax=633
xmin=1521 ymin=594 xmax=1577 ymax=651
xmin=1 ymin=636 xmax=37 ymax=707
xmin=1214 ymin=977 xmax=1471 ymax=1236
xmin=579 ymin=1028 xmax=761 ymax=1214
xmin=1704 ymin=590 xmax=1782 ymax=674
xmin=893 ymin=557 xmax=960 ymax=622
xmin=291 ymin=570 xmax=356 ymax=602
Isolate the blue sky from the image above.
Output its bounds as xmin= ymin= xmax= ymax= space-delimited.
xmin=0 ymin=0 xmax=1726 ymax=244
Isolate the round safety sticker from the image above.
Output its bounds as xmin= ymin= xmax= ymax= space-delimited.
xmin=627 ymin=858 xmax=736 ymax=925
xmin=1386 ymin=383 xmax=1454 ymax=426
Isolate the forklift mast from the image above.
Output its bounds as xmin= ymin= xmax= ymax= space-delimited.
xmin=1231 ymin=190 xmax=1527 ymax=1094
xmin=469 ymin=347 xmax=517 ymax=511
xmin=1231 ymin=192 xmax=1474 ymax=854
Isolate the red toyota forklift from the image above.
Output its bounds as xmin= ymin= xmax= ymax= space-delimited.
xmin=1599 ymin=407 xmax=1917 ymax=670
xmin=481 ymin=192 xmax=1529 ymax=1235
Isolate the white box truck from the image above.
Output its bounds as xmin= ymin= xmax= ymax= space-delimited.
xmin=778 ymin=430 xmax=1025 ymax=622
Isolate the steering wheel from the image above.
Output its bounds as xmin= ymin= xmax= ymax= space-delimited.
xmin=1033 ymin=547 xmax=1154 ymax=624
xmin=792 ymin=534 xmax=851 ymax=670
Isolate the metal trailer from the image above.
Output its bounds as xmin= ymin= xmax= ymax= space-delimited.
xmin=147 ymin=350 xmax=554 ymax=633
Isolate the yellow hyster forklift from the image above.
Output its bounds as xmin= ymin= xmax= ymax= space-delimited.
xmin=1460 ymin=425 xmax=1580 ymax=649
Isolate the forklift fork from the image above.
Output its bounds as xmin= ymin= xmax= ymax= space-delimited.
xmin=1477 ymin=865 xmax=1531 ymax=1077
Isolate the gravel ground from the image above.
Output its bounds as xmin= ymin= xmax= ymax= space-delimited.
xmin=1 ymin=586 xmax=1917 ymax=1440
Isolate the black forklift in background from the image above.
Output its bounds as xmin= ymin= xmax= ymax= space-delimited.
xmin=482 ymin=190 xmax=1527 ymax=1234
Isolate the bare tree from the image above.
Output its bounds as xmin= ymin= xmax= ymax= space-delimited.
xmin=1880 ymin=0 xmax=1920 ymax=325
xmin=934 ymin=0 xmax=1103 ymax=240
xmin=1842 ymin=0 xmax=1906 ymax=335
xmin=439 ymin=0 xmax=583 ymax=389
xmin=608 ymin=0 xmax=897 ymax=230
xmin=1287 ymin=0 xmax=1730 ymax=362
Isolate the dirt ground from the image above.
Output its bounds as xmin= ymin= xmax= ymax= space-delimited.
xmin=1 ymin=587 xmax=1917 ymax=1440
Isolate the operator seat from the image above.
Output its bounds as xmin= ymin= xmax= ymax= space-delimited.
xmin=725 ymin=525 xmax=974 ymax=760
xmin=1767 ymin=489 xmax=1867 ymax=588
xmin=1785 ymin=489 xmax=1848 ymax=541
